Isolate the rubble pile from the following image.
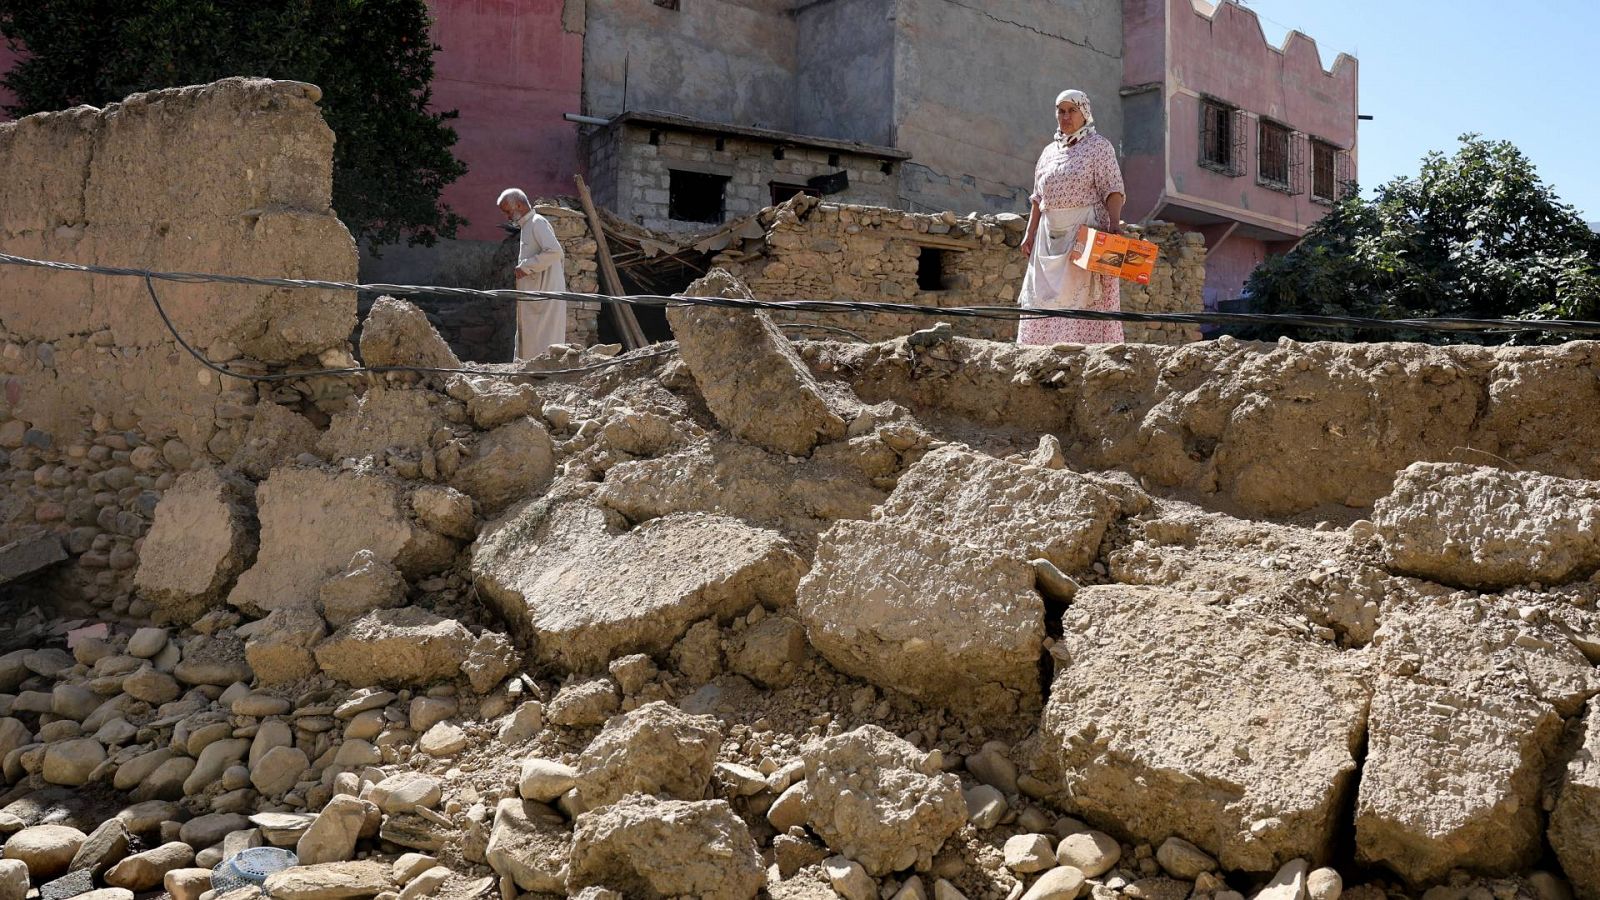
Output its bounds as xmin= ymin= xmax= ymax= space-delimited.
xmin=0 ymin=264 xmax=1598 ymax=900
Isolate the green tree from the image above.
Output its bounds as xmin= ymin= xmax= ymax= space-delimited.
xmin=1240 ymin=135 xmax=1600 ymax=343
xmin=0 ymin=0 xmax=468 ymax=249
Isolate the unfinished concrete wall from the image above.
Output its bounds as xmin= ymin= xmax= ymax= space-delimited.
xmin=795 ymin=0 xmax=897 ymax=147
xmin=582 ymin=0 xmax=800 ymax=128
xmin=592 ymin=122 xmax=899 ymax=233
xmin=891 ymin=0 xmax=1126 ymax=214
xmin=709 ymin=195 xmax=1204 ymax=345
xmin=0 ymin=77 xmax=358 ymax=603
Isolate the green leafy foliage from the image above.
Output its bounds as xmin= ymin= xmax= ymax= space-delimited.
xmin=0 ymin=0 xmax=468 ymax=249
xmin=1238 ymin=135 xmax=1600 ymax=343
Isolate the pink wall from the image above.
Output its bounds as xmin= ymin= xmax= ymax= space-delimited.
xmin=1194 ymin=232 xmax=1267 ymax=308
xmin=427 ymin=0 xmax=583 ymax=242
xmin=0 ymin=42 xmax=24 ymax=119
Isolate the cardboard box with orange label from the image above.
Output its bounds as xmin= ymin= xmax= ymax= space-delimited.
xmin=1071 ymin=225 xmax=1158 ymax=285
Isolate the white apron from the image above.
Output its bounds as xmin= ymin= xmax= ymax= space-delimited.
xmin=513 ymin=268 xmax=567 ymax=361
xmin=1017 ymin=206 xmax=1098 ymax=325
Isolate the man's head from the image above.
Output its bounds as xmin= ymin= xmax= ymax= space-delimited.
xmin=497 ymin=188 xmax=531 ymax=222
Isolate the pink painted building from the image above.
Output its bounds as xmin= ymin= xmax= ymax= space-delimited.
xmin=0 ymin=42 xmax=23 ymax=114
xmin=425 ymin=0 xmax=582 ymax=244
xmin=1122 ymin=0 xmax=1359 ymax=309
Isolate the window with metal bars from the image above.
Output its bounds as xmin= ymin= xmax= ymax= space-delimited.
xmin=1199 ymin=100 xmax=1245 ymax=176
xmin=1258 ymin=120 xmax=1291 ymax=188
xmin=1312 ymin=139 xmax=1338 ymax=202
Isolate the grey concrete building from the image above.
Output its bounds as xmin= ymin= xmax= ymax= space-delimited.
xmin=579 ymin=0 xmax=1125 ymax=228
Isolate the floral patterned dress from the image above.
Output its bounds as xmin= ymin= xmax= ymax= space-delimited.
xmin=1017 ymin=132 xmax=1126 ymax=345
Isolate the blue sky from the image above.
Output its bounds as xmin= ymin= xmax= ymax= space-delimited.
xmin=1237 ymin=0 xmax=1597 ymax=222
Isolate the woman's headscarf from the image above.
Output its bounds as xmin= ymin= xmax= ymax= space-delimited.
xmin=1054 ymin=89 xmax=1097 ymax=147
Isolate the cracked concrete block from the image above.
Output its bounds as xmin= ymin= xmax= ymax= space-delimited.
xmin=135 ymin=468 xmax=257 ymax=625
xmin=1040 ymin=585 xmax=1368 ymax=873
xmin=1374 ymin=462 xmax=1600 ymax=589
xmin=227 ymin=466 xmax=453 ymax=617
xmin=473 ymin=499 xmax=803 ymax=672
xmin=798 ymin=519 xmax=1043 ymax=720
xmin=667 ymin=269 xmax=846 ymax=456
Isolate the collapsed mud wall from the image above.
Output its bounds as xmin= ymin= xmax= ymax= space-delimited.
xmin=810 ymin=335 xmax=1600 ymax=517
xmin=0 ymin=78 xmax=358 ymax=602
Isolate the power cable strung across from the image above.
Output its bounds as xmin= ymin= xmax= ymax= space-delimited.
xmin=2 ymin=251 xmax=1598 ymax=382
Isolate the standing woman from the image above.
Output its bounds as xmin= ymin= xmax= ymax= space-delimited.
xmin=1017 ymin=90 xmax=1127 ymax=345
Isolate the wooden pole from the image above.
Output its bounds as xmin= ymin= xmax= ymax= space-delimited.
xmin=574 ymin=175 xmax=648 ymax=350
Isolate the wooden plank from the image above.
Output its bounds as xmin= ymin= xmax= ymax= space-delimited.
xmin=574 ymin=175 xmax=649 ymax=350
xmin=900 ymin=232 xmax=979 ymax=251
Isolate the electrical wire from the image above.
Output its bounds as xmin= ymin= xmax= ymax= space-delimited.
xmin=1 ymin=250 xmax=1597 ymax=346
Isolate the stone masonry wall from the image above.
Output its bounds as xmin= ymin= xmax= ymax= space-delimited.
xmin=710 ymin=195 xmax=1206 ymax=345
xmin=0 ymin=78 xmax=358 ymax=605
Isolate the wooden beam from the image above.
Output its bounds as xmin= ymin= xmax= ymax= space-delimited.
xmin=574 ymin=175 xmax=648 ymax=350
xmin=898 ymin=232 xmax=978 ymax=251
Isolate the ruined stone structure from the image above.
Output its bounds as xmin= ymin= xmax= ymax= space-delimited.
xmin=410 ymin=195 xmax=1206 ymax=358
xmin=0 ymin=78 xmax=357 ymax=604
xmin=0 ymin=79 xmax=1597 ymax=900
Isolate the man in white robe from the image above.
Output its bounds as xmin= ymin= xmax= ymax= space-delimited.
xmin=497 ymin=188 xmax=567 ymax=360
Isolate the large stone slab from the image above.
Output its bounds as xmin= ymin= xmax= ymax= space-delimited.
xmin=567 ymin=795 xmax=764 ymax=900
xmin=0 ymin=534 xmax=66 ymax=585
xmin=135 ymin=468 xmax=256 ymax=624
xmin=360 ymin=296 xmax=461 ymax=371
xmin=800 ymin=725 xmax=966 ymax=877
xmin=317 ymin=388 xmax=448 ymax=462
xmin=1551 ymin=702 xmax=1600 ymax=900
xmin=876 ymin=444 xmax=1128 ymax=573
xmin=1356 ymin=676 xmax=1560 ymax=885
xmin=797 ymin=519 xmax=1043 ymax=720
xmin=473 ymin=500 xmax=803 ymax=672
xmin=447 ymin=417 xmax=555 ymax=514
xmin=667 ymin=269 xmax=846 ymax=456
xmin=1040 ymin=585 xmax=1368 ymax=873
xmin=314 ymin=608 xmax=473 ymax=687
xmin=228 ymin=467 xmax=453 ymax=616
xmin=1373 ymin=462 xmax=1600 ymax=589
xmin=1354 ymin=591 xmax=1596 ymax=885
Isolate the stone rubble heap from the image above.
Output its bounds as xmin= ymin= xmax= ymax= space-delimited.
xmin=0 ymin=270 xmax=1597 ymax=900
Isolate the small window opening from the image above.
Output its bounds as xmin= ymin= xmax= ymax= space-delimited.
xmin=668 ymin=170 xmax=728 ymax=224
xmin=714 ymin=137 xmax=725 ymax=152
xmin=827 ymin=153 xmax=841 ymax=167
xmin=773 ymin=146 xmax=786 ymax=160
xmin=917 ymin=247 xmax=951 ymax=292
xmin=770 ymin=182 xmax=822 ymax=206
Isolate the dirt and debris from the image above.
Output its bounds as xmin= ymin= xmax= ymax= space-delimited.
xmin=4 ymin=78 xmax=1600 ymax=900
